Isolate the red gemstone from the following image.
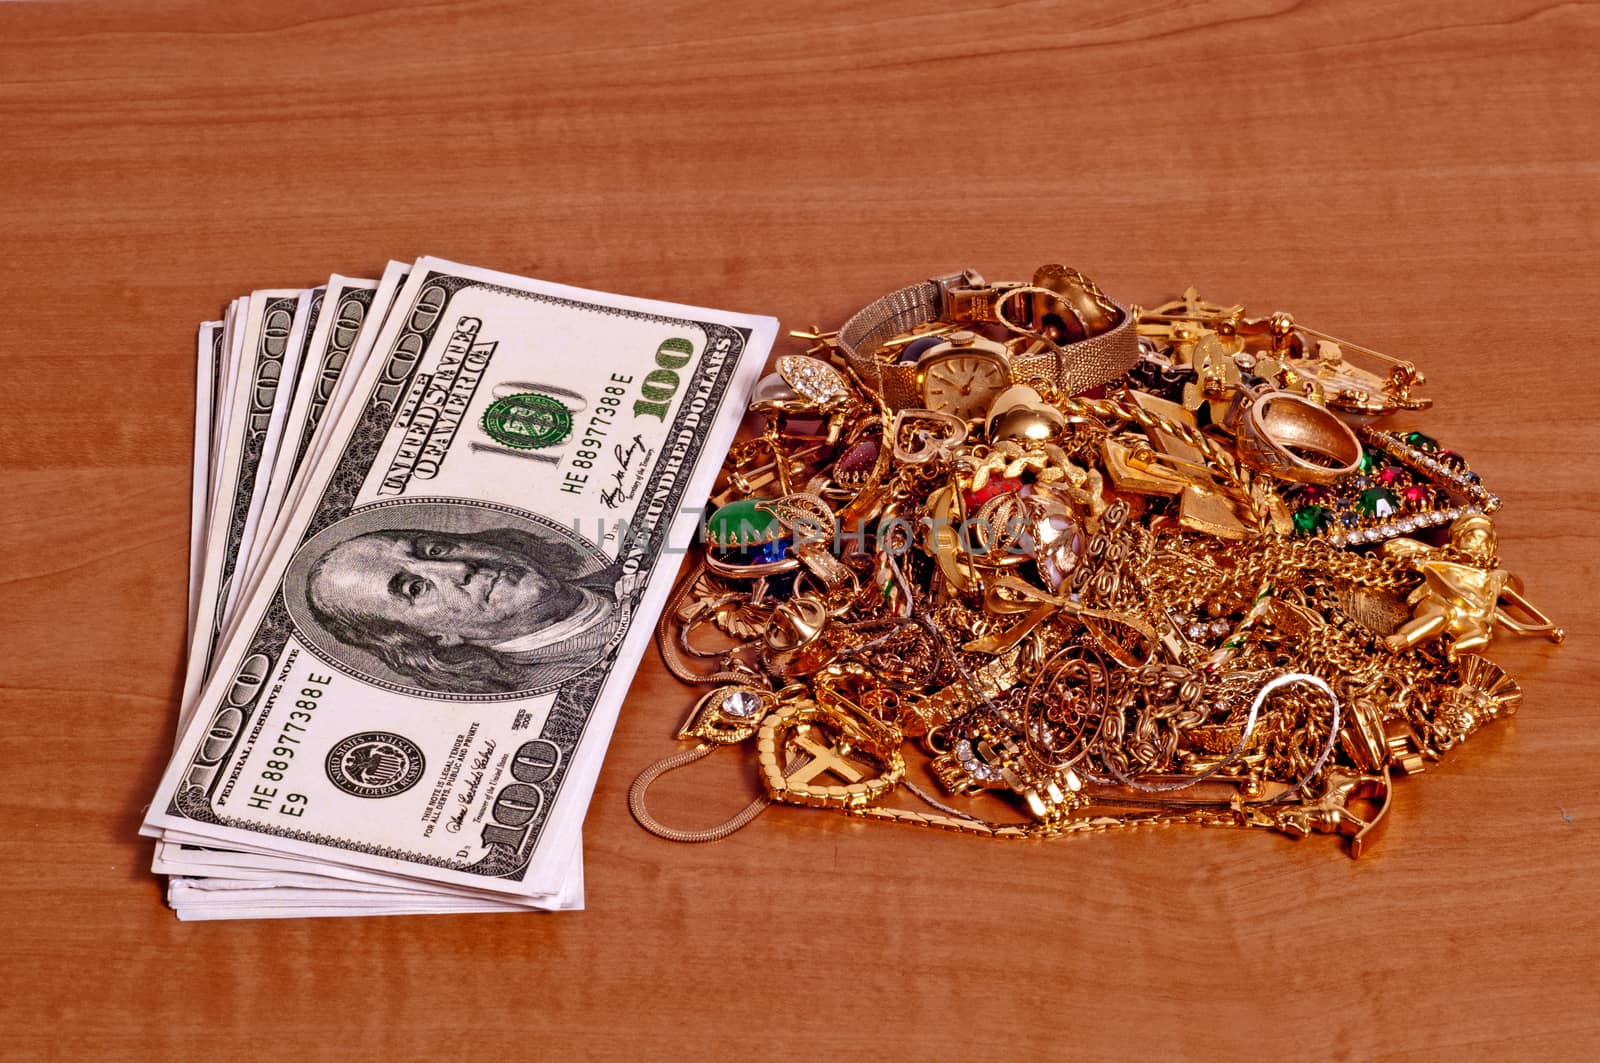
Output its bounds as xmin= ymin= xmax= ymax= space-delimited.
xmin=1401 ymin=485 xmax=1431 ymax=509
xmin=1295 ymin=484 xmax=1332 ymax=504
xmin=838 ymin=438 xmax=880 ymax=475
xmin=962 ymin=476 xmax=1023 ymax=510
xmin=1376 ymin=467 xmax=1409 ymax=488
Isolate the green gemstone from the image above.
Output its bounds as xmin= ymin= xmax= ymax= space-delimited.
xmin=1357 ymin=486 xmax=1398 ymax=518
xmin=1358 ymin=447 xmax=1385 ymax=474
xmin=1403 ymin=431 xmax=1437 ymax=450
xmin=1292 ymin=505 xmax=1330 ymax=536
xmin=706 ymin=498 xmax=782 ymax=548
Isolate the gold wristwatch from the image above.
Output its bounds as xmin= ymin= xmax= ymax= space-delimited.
xmin=836 ymin=265 xmax=1142 ymax=414
xmin=914 ymin=330 xmax=1011 ymax=422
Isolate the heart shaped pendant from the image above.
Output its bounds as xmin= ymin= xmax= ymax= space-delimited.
xmin=757 ymin=701 xmax=904 ymax=810
xmin=890 ymin=409 xmax=968 ymax=465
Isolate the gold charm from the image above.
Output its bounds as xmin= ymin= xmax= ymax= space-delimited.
xmin=1433 ymin=655 xmax=1522 ymax=751
xmin=985 ymin=384 xmax=1067 ymax=444
xmin=760 ymin=594 xmax=834 ymax=678
xmin=1102 ymin=437 xmax=1186 ymax=497
xmin=1275 ymin=769 xmax=1392 ymax=858
xmin=678 ymin=685 xmax=776 ymax=745
xmin=931 ymin=720 xmax=1083 ymax=823
xmin=891 ymin=408 xmax=969 ymax=464
xmin=1381 ymin=515 xmax=1563 ymax=658
xmin=757 ymin=701 xmax=904 ymax=810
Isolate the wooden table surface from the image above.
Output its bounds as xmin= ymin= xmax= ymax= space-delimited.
xmin=2 ymin=1 xmax=1595 ymax=1059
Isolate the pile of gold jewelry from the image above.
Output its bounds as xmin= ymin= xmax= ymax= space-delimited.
xmin=631 ymin=266 xmax=1564 ymax=856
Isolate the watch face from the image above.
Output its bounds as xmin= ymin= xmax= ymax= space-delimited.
xmin=920 ymin=353 xmax=1010 ymax=421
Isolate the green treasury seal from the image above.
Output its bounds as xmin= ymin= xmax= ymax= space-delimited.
xmin=481 ymin=392 xmax=574 ymax=450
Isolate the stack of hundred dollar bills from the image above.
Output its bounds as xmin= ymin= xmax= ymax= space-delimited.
xmin=143 ymin=257 xmax=777 ymax=919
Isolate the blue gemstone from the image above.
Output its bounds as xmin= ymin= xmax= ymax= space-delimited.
xmin=750 ymin=536 xmax=792 ymax=565
xmin=713 ymin=531 xmax=793 ymax=569
xmin=899 ymin=335 xmax=946 ymax=363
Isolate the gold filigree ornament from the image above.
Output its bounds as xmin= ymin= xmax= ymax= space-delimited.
xmin=709 ymin=597 xmax=774 ymax=642
xmin=1433 ymin=655 xmax=1522 ymax=751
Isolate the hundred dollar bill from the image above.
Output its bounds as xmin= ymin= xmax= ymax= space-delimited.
xmin=218 ymin=290 xmax=315 ymax=628
xmin=184 ymin=289 xmax=309 ymax=701
xmin=162 ymin=295 xmax=308 ymax=883
xmin=163 ymin=825 xmax=584 ymax=915
xmin=145 ymin=257 xmax=776 ymax=897
xmin=290 ymin=268 xmax=409 ymax=501
xmin=158 ymin=267 xmax=413 ymax=883
xmin=187 ymin=321 xmax=223 ymax=645
xmin=160 ymin=270 xmax=421 ymax=895
xmin=278 ymin=279 xmax=376 ymax=490
xmin=236 ymin=285 xmax=327 ymax=587
xmin=202 ymin=298 xmax=246 ymax=580
xmin=238 ymin=272 xmax=401 ymax=597
xmin=166 ymin=860 xmax=584 ymax=919
xmin=215 ymin=267 xmax=411 ymax=682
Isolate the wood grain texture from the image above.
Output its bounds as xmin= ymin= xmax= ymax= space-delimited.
xmin=1 ymin=1 xmax=1596 ymax=1059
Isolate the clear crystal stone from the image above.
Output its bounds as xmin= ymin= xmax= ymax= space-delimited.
xmin=722 ymin=690 xmax=762 ymax=718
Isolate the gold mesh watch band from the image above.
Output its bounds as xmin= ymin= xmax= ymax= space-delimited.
xmin=837 ymin=269 xmax=1141 ymax=410
xmin=837 ymin=273 xmax=959 ymax=410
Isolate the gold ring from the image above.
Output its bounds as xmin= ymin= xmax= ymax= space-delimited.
xmin=991 ymin=285 xmax=1089 ymax=342
xmin=1234 ymin=391 xmax=1362 ymax=485
xmin=761 ymin=594 xmax=832 ymax=677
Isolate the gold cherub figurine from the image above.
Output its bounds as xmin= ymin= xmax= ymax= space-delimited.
xmin=1379 ymin=514 xmax=1563 ymax=658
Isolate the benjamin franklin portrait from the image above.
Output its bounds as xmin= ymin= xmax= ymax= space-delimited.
xmin=284 ymin=501 xmax=625 ymax=697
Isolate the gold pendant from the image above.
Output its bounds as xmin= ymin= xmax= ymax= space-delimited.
xmin=757 ymin=701 xmax=904 ymax=810
xmin=677 ymin=685 xmax=776 ymax=745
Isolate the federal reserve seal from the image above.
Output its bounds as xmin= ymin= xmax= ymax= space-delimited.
xmin=481 ymin=391 xmax=573 ymax=450
xmin=326 ymin=732 xmax=426 ymax=798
